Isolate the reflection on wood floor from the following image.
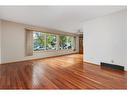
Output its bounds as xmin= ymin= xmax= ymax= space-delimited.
xmin=0 ymin=54 xmax=127 ymax=89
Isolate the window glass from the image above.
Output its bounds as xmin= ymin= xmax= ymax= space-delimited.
xmin=46 ymin=34 xmax=57 ymax=50
xmin=33 ymin=32 xmax=45 ymax=51
xmin=33 ymin=32 xmax=75 ymax=51
xmin=59 ymin=35 xmax=74 ymax=50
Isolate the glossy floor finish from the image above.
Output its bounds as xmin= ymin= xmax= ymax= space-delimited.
xmin=0 ymin=54 xmax=127 ymax=89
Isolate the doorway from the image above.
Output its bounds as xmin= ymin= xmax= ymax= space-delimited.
xmin=79 ymin=34 xmax=83 ymax=54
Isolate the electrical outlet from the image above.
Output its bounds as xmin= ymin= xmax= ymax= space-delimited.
xmin=111 ymin=60 xmax=114 ymax=63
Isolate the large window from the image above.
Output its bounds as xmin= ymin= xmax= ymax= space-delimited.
xmin=33 ymin=31 xmax=75 ymax=51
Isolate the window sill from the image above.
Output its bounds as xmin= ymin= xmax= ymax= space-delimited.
xmin=33 ymin=49 xmax=75 ymax=53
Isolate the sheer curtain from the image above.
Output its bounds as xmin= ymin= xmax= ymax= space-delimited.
xmin=25 ymin=29 xmax=33 ymax=56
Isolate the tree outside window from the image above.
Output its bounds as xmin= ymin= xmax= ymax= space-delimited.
xmin=59 ymin=35 xmax=74 ymax=50
xmin=46 ymin=34 xmax=56 ymax=50
xmin=33 ymin=32 xmax=75 ymax=51
xmin=33 ymin=32 xmax=45 ymax=51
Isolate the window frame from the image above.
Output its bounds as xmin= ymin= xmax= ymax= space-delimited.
xmin=59 ymin=35 xmax=75 ymax=50
xmin=46 ymin=33 xmax=57 ymax=50
xmin=33 ymin=31 xmax=76 ymax=52
xmin=33 ymin=32 xmax=46 ymax=51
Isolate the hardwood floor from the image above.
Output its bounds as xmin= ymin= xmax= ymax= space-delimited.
xmin=0 ymin=54 xmax=127 ymax=89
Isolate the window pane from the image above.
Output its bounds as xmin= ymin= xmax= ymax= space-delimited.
xmin=46 ymin=34 xmax=57 ymax=50
xmin=33 ymin=32 xmax=45 ymax=51
xmin=59 ymin=35 xmax=67 ymax=50
xmin=67 ymin=36 xmax=73 ymax=49
xmin=59 ymin=35 xmax=74 ymax=50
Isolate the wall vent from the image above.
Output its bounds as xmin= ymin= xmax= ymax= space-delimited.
xmin=100 ymin=62 xmax=124 ymax=71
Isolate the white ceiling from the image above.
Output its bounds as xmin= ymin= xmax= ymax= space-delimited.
xmin=0 ymin=6 xmax=127 ymax=33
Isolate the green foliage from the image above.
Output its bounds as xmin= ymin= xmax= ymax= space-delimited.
xmin=46 ymin=34 xmax=56 ymax=49
xmin=33 ymin=32 xmax=74 ymax=51
xmin=59 ymin=35 xmax=73 ymax=49
xmin=59 ymin=35 xmax=67 ymax=45
xmin=35 ymin=33 xmax=45 ymax=46
xmin=33 ymin=32 xmax=45 ymax=50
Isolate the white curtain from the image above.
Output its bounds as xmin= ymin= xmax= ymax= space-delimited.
xmin=73 ymin=36 xmax=76 ymax=51
xmin=25 ymin=29 xmax=33 ymax=56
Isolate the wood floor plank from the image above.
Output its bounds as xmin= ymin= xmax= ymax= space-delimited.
xmin=0 ymin=54 xmax=127 ymax=89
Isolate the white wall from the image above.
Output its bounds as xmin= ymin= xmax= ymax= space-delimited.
xmin=1 ymin=20 xmax=79 ymax=63
xmin=83 ymin=9 xmax=127 ymax=70
xmin=0 ymin=20 xmax=1 ymax=63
